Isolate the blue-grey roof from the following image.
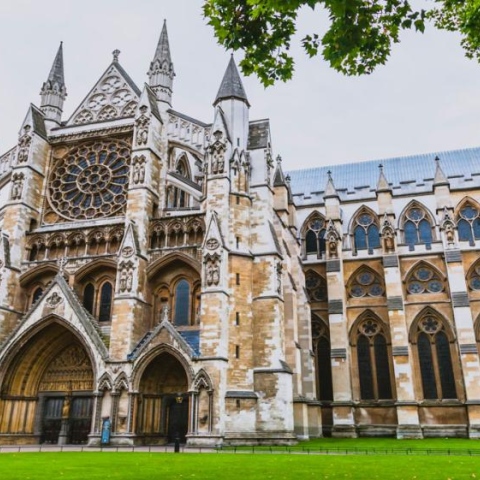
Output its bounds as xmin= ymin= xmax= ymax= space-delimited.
xmin=287 ymin=146 xmax=480 ymax=205
xmin=179 ymin=330 xmax=200 ymax=356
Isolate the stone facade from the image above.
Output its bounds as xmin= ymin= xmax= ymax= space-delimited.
xmin=1 ymin=23 xmax=480 ymax=446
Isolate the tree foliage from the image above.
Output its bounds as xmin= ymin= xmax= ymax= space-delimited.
xmin=203 ymin=0 xmax=480 ymax=85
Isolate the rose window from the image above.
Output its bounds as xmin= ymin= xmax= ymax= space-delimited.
xmin=48 ymin=140 xmax=130 ymax=220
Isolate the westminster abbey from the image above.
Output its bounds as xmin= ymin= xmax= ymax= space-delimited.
xmin=1 ymin=22 xmax=480 ymax=446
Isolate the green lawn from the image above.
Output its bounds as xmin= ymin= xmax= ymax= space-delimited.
xmin=0 ymin=452 xmax=479 ymax=480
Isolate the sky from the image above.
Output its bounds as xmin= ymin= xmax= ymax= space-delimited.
xmin=0 ymin=0 xmax=479 ymax=172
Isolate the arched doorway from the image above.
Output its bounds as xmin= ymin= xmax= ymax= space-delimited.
xmin=0 ymin=322 xmax=95 ymax=445
xmin=137 ymin=352 xmax=189 ymax=444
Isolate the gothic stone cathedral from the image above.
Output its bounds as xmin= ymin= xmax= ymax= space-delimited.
xmin=1 ymin=23 xmax=480 ymax=446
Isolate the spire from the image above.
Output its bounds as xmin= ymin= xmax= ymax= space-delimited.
xmin=214 ymin=56 xmax=250 ymax=107
xmin=377 ymin=163 xmax=391 ymax=192
xmin=324 ymin=170 xmax=339 ymax=199
xmin=433 ymin=156 xmax=449 ymax=187
xmin=40 ymin=42 xmax=67 ymax=123
xmin=148 ymin=20 xmax=175 ymax=106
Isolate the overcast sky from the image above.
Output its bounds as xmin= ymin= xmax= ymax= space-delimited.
xmin=1 ymin=1 xmax=479 ymax=171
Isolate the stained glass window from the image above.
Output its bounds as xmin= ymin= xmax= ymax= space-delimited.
xmin=83 ymin=283 xmax=95 ymax=315
xmin=353 ymin=212 xmax=380 ymax=253
xmin=404 ymin=207 xmax=433 ymax=250
xmin=416 ymin=314 xmax=457 ymax=400
xmin=98 ymin=282 xmax=113 ymax=322
xmin=174 ymin=280 xmax=190 ymax=326
xmin=349 ymin=269 xmax=384 ymax=298
xmin=406 ymin=264 xmax=444 ymax=295
xmin=457 ymin=204 xmax=480 ymax=245
xmin=355 ymin=318 xmax=393 ymax=400
xmin=303 ymin=216 xmax=326 ymax=257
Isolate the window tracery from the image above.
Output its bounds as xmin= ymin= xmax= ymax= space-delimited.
xmin=80 ymin=273 xmax=115 ymax=322
xmin=468 ymin=263 xmax=480 ymax=291
xmin=348 ymin=268 xmax=384 ymax=298
xmin=406 ymin=263 xmax=445 ymax=295
xmin=311 ymin=315 xmax=333 ymax=401
xmin=302 ymin=214 xmax=326 ymax=258
xmin=351 ymin=315 xmax=393 ymax=400
xmin=352 ymin=210 xmax=381 ymax=253
xmin=305 ymin=270 xmax=327 ymax=302
xmin=47 ymin=139 xmax=131 ymax=222
xmin=402 ymin=204 xmax=433 ymax=250
xmin=457 ymin=202 xmax=480 ymax=245
xmin=412 ymin=311 xmax=457 ymax=400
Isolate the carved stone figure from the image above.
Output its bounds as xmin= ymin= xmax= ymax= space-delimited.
xmin=328 ymin=234 xmax=337 ymax=258
xmin=119 ymin=262 xmax=134 ymax=293
xmin=444 ymin=222 xmax=455 ymax=244
xmin=46 ymin=292 xmax=63 ymax=308
xmin=11 ymin=173 xmax=24 ymax=200
xmin=62 ymin=397 xmax=71 ymax=418
xmin=276 ymin=262 xmax=283 ymax=294
xmin=132 ymin=156 xmax=146 ymax=185
xmin=135 ymin=107 xmax=150 ymax=146
xmin=17 ymin=126 xmax=32 ymax=164
xmin=206 ymin=257 xmax=220 ymax=287
xmin=382 ymin=228 xmax=395 ymax=253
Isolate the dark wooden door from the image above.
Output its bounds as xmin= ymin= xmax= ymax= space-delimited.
xmin=167 ymin=399 xmax=188 ymax=443
xmin=68 ymin=397 xmax=93 ymax=444
xmin=41 ymin=397 xmax=63 ymax=444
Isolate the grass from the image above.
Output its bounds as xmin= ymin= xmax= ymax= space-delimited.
xmin=0 ymin=447 xmax=479 ymax=479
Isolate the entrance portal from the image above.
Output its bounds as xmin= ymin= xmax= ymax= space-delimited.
xmin=0 ymin=323 xmax=94 ymax=445
xmin=138 ymin=352 xmax=189 ymax=444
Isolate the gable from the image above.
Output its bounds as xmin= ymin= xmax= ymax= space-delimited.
xmin=67 ymin=62 xmax=141 ymax=126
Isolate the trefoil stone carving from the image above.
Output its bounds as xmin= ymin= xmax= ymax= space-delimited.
xmin=46 ymin=292 xmax=63 ymax=308
xmin=132 ymin=155 xmax=146 ymax=185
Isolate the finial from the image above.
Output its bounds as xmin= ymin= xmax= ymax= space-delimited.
xmin=285 ymin=174 xmax=291 ymax=184
xmin=276 ymin=154 xmax=282 ymax=164
xmin=112 ymin=49 xmax=120 ymax=62
xmin=435 ymin=155 xmax=440 ymax=164
xmin=379 ymin=163 xmax=383 ymax=171
xmin=327 ymin=170 xmax=332 ymax=180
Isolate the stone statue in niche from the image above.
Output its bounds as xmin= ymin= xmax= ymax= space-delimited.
xmin=210 ymin=131 xmax=225 ymax=175
xmin=119 ymin=261 xmax=134 ymax=293
xmin=135 ymin=106 xmax=150 ymax=146
xmin=327 ymin=233 xmax=337 ymax=258
xmin=17 ymin=126 xmax=32 ymax=164
xmin=206 ymin=257 xmax=220 ymax=287
xmin=382 ymin=227 xmax=395 ymax=253
xmin=132 ymin=156 xmax=146 ymax=185
xmin=444 ymin=222 xmax=455 ymax=244
xmin=11 ymin=173 xmax=24 ymax=200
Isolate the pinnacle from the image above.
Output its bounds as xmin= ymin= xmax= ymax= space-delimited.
xmin=46 ymin=42 xmax=66 ymax=91
xmin=433 ymin=155 xmax=449 ymax=186
xmin=377 ymin=163 xmax=391 ymax=191
xmin=214 ymin=56 xmax=249 ymax=106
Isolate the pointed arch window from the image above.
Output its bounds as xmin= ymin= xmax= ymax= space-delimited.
xmin=98 ymin=282 xmax=113 ymax=322
xmin=457 ymin=203 xmax=480 ymax=245
xmin=305 ymin=270 xmax=327 ymax=302
xmin=348 ymin=269 xmax=384 ymax=298
xmin=353 ymin=212 xmax=381 ymax=253
xmin=312 ymin=316 xmax=333 ymax=401
xmin=83 ymin=283 xmax=95 ymax=314
xmin=413 ymin=313 xmax=457 ymax=400
xmin=403 ymin=206 xmax=433 ymax=250
xmin=468 ymin=263 xmax=480 ymax=291
xmin=406 ymin=264 xmax=445 ymax=295
xmin=353 ymin=316 xmax=393 ymax=400
xmin=32 ymin=287 xmax=44 ymax=305
xmin=174 ymin=279 xmax=190 ymax=326
xmin=303 ymin=216 xmax=326 ymax=258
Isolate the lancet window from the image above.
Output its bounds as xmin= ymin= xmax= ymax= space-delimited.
xmin=312 ymin=315 xmax=333 ymax=402
xmin=303 ymin=214 xmax=326 ymax=258
xmin=457 ymin=202 xmax=480 ymax=245
xmin=402 ymin=205 xmax=434 ymax=250
xmin=352 ymin=210 xmax=381 ymax=253
xmin=82 ymin=280 xmax=114 ymax=322
xmin=412 ymin=311 xmax=457 ymax=400
xmin=351 ymin=314 xmax=393 ymax=401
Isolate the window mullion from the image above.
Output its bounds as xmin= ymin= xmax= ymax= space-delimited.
xmin=370 ymin=339 xmax=379 ymax=400
xmin=431 ymin=338 xmax=442 ymax=399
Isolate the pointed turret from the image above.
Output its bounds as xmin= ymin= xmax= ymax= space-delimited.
xmin=40 ymin=42 xmax=67 ymax=123
xmin=324 ymin=170 xmax=339 ymax=199
xmin=433 ymin=156 xmax=449 ymax=187
xmin=213 ymin=56 xmax=250 ymax=151
xmin=214 ymin=56 xmax=250 ymax=107
xmin=148 ymin=20 xmax=175 ymax=106
xmin=377 ymin=164 xmax=391 ymax=192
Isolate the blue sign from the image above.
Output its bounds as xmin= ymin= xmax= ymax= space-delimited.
xmin=101 ymin=418 xmax=111 ymax=445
